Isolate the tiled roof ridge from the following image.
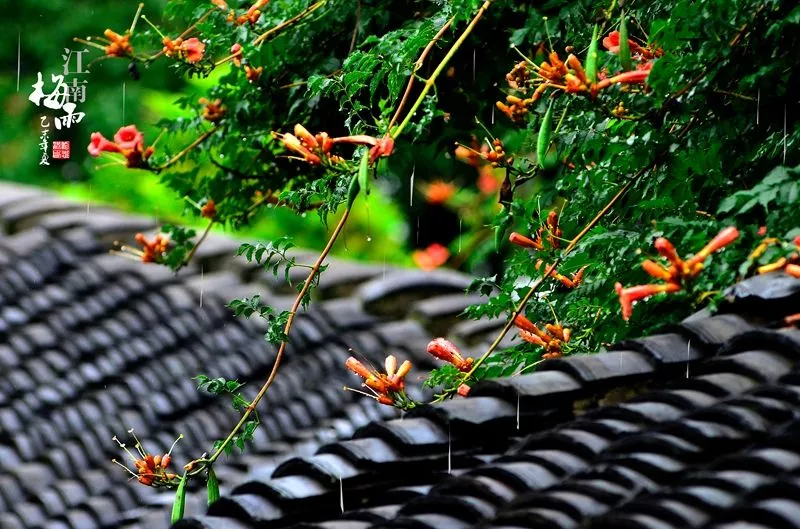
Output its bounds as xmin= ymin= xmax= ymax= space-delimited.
xmin=0 ymin=181 xmax=494 ymax=529
xmin=177 ymin=302 xmax=800 ymax=529
xmin=0 ymin=183 xmax=476 ymax=529
xmin=3 ymin=181 xmax=800 ymax=529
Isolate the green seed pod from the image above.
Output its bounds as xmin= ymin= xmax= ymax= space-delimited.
xmin=541 ymin=142 xmax=560 ymax=171
xmin=537 ymin=99 xmax=555 ymax=170
xmin=357 ymin=149 xmax=369 ymax=197
xmin=171 ymin=474 xmax=188 ymax=524
xmin=584 ymin=24 xmax=600 ymax=85
xmin=207 ymin=468 xmax=220 ymax=506
xmin=346 ymin=172 xmax=360 ymax=208
xmin=619 ymin=12 xmax=633 ymax=72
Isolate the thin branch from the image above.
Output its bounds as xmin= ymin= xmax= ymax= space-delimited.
xmin=348 ymin=0 xmax=361 ymax=54
xmin=252 ymin=0 xmax=327 ymax=47
xmin=180 ymin=220 xmax=215 ymax=269
xmin=661 ymin=5 xmax=764 ymax=110
xmin=386 ymin=16 xmax=454 ymax=133
xmin=155 ymin=127 xmax=218 ymax=172
xmin=205 ymin=199 xmax=354 ymax=464
xmin=392 ymin=1 xmax=493 ymax=139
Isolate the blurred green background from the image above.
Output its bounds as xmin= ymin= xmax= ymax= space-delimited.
xmin=1 ymin=0 xmax=412 ymax=264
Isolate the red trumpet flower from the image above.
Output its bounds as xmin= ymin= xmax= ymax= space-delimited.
xmin=615 ymin=282 xmax=681 ymax=321
xmin=426 ymin=338 xmax=474 ymax=372
xmin=509 ymin=209 xmax=562 ymax=252
xmin=602 ymin=30 xmax=662 ymax=60
xmin=615 ymin=227 xmax=739 ymax=321
xmin=87 ymin=125 xmax=153 ymax=169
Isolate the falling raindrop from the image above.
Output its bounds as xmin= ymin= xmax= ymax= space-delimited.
xmin=16 ymin=33 xmax=21 ymax=92
xmin=491 ymin=105 xmax=495 ymax=125
xmin=783 ymin=104 xmax=787 ymax=164
xmin=366 ymin=200 xmax=372 ymax=242
xmin=447 ymin=423 xmax=452 ymax=474
xmin=409 ymin=164 xmax=415 ymax=206
xmin=686 ymin=340 xmax=691 ymax=379
xmin=756 ymin=89 xmax=760 ymax=125
xmin=516 ymin=392 xmax=520 ymax=430
xmin=199 ymin=265 xmax=204 ymax=309
xmin=472 ymin=49 xmax=476 ymax=84
xmin=339 ymin=474 xmax=344 ymax=513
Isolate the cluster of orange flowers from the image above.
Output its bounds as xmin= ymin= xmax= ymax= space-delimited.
xmin=455 ymin=138 xmax=507 ymax=166
xmin=102 ymin=29 xmax=134 ymax=58
xmin=514 ymin=315 xmax=570 ymax=359
xmin=498 ymin=30 xmax=661 ymax=122
xmin=345 ymin=339 xmax=478 ymax=409
xmin=510 ymin=210 xmax=562 ymax=251
xmin=113 ymin=430 xmax=182 ymax=487
xmin=199 ymin=98 xmax=226 ymax=122
xmin=509 ymin=209 xmax=587 ymax=289
xmin=162 ymin=36 xmax=206 ymax=63
xmin=454 ymin=138 xmax=505 ymax=195
xmin=226 ymin=42 xmax=263 ymax=82
xmin=345 ymin=355 xmax=412 ymax=407
xmin=615 ymin=227 xmax=740 ymax=321
xmin=211 ymin=0 xmax=269 ymax=26
xmin=749 ymin=232 xmax=800 ymax=278
xmin=113 ymin=233 xmax=170 ymax=264
xmin=273 ymin=124 xmax=395 ymax=166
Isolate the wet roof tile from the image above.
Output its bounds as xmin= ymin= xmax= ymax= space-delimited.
xmin=4 ymin=182 xmax=800 ymax=529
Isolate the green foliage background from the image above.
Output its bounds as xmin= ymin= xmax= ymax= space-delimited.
xmin=3 ymin=0 xmax=799 ymax=391
xmin=0 ymin=0 xmax=410 ymax=264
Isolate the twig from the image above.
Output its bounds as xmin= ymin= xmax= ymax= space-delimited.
xmin=178 ymin=9 xmax=213 ymax=39
xmin=390 ymin=2 xmax=489 ymax=140
xmin=391 ymin=0 xmax=495 ymax=139
xmin=386 ymin=16 xmax=455 ymax=133
xmin=205 ymin=196 xmax=354 ymax=464
xmin=179 ymin=220 xmax=215 ymax=270
xmin=253 ymin=0 xmax=327 ymax=47
xmin=349 ymin=0 xmax=361 ymax=54
xmin=129 ymin=3 xmax=145 ymax=35
xmin=155 ymin=128 xmax=218 ymax=172
xmin=661 ymin=5 xmax=764 ymax=110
